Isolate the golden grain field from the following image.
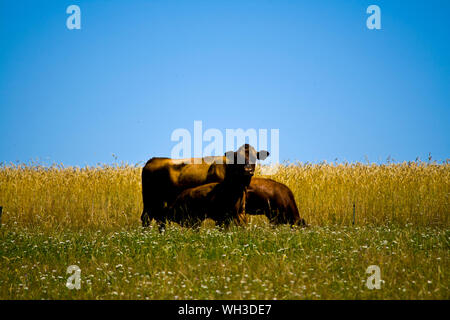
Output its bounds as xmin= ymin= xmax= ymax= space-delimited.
xmin=0 ymin=161 xmax=448 ymax=229
xmin=0 ymin=162 xmax=448 ymax=299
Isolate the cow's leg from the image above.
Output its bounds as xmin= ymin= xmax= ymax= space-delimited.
xmin=141 ymin=166 xmax=168 ymax=228
xmin=295 ymin=218 xmax=308 ymax=228
xmin=157 ymin=220 xmax=166 ymax=233
xmin=141 ymin=202 xmax=161 ymax=228
xmin=216 ymin=216 xmax=234 ymax=230
xmin=143 ymin=195 xmax=169 ymax=230
xmin=277 ymin=210 xmax=289 ymax=225
xmin=234 ymin=212 xmax=249 ymax=226
xmin=266 ymin=210 xmax=284 ymax=229
xmin=155 ymin=207 xmax=168 ymax=233
xmin=141 ymin=172 xmax=151 ymax=227
xmin=265 ymin=209 xmax=277 ymax=225
xmin=279 ymin=213 xmax=293 ymax=226
xmin=141 ymin=209 xmax=151 ymax=227
xmin=141 ymin=188 xmax=155 ymax=228
xmin=189 ymin=219 xmax=203 ymax=231
xmin=263 ymin=200 xmax=279 ymax=225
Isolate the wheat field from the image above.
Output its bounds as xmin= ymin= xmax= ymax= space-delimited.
xmin=1 ymin=161 xmax=448 ymax=229
xmin=0 ymin=161 xmax=448 ymax=299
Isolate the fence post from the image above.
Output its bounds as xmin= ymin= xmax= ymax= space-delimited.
xmin=352 ymin=203 xmax=356 ymax=225
xmin=0 ymin=206 xmax=2 ymax=227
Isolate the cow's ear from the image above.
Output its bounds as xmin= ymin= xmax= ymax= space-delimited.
xmin=224 ymin=151 xmax=235 ymax=164
xmin=257 ymin=150 xmax=270 ymax=160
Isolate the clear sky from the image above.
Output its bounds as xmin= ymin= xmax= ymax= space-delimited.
xmin=1 ymin=0 xmax=449 ymax=166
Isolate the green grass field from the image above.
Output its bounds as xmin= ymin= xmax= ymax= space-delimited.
xmin=0 ymin=162 xmax=448 ymax=299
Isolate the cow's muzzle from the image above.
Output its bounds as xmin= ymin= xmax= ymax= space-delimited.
xmin=244 ymin=165 xmax=255 ymax=176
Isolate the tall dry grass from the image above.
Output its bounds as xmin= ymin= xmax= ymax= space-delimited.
xmin=0 ymin=163 xmax=141 ymax=230
xmin=263 ymin=161 xmax=449 ymax=227
xmin=0 ymin=161 xmax=448 ymax=300
xmin=0 ymin=161 xmax=448 ymax=230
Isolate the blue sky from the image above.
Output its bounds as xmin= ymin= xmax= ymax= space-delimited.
xmin=0 ymin=0 xmax=449 ymax=166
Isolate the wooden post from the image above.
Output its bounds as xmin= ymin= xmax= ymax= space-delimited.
xmin=352 ymin=203 xmax=356 ymax=225
xmin=0 ymin=206 xmax=2 ymax=227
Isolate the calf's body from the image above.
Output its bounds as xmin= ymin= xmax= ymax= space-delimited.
xmin=246 ymin=178 xmax=307 ymax=226
xmin=141 ymin=156 xmax=226 ymax=227
xmin=167 ymin=175 xmax=251 ymax=229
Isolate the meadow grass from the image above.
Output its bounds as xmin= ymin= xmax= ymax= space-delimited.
xmin=0 ymin=161 xmax=448 ymax=299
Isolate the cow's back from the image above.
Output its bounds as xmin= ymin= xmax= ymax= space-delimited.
xmin=141 ymin=156 xmax=227 ymax=224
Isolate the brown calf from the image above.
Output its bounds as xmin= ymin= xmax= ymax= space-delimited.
xmin=246 ymin=178 xmax=307 ymax=226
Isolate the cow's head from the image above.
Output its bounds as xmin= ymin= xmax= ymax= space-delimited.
xmin=224 ymin=144 xmax=270 ymax=178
